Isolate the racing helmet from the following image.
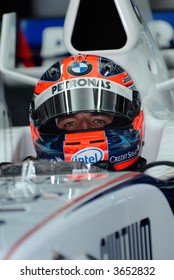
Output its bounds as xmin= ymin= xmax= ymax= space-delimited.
xmin=29 ymin=54 xmax=144 ymax=171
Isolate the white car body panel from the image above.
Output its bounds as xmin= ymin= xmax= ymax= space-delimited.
xmin=1 ymin=168 xmax=174 ymax=260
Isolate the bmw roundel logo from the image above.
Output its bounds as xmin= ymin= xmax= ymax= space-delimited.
xmin=67 ymin=61 xmax=92 ymax=76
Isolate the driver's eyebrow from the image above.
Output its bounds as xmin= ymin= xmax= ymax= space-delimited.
xmin=56 ymin=115 xmax=74 ymax=123
xmin=58 ymin=112 xmax=112 ymax=119
xmin=56 ymin=113 xmax=113 ymax=125
xmin=90 ymin=113 xmax=113 ymax=117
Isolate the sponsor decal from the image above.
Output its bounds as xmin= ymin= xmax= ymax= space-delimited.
xmin=67 ymin=61 xmax=92 ymax=76
xmin=110 ymin=145 xmax=140 ymax=164
xmin=100 ymin=218 xmax=152 ymax=260
xmin=51 ymin=78 xmax=111 ymax=95
xmin=71 ymin=148 xmax=104 ymax=164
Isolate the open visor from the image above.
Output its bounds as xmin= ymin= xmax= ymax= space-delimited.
xmin=32 ymin=84 xmax=141 ymax=129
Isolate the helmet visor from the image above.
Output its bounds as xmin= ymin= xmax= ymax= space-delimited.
xmin=32 ymin=78 xmax=140 ymax=128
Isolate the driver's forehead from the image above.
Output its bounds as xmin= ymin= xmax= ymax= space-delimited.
xmin=58 ymin=112 xmax=112 ymax=121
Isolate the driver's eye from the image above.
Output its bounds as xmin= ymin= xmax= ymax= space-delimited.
xmin=64 ymin=121 xmax=76 ymax=128
xmin=93 ymin=119 xmax=105 ymax=124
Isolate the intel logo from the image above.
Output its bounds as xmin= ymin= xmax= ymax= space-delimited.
xmin=71 ymin=148 xmax=104 ymax=164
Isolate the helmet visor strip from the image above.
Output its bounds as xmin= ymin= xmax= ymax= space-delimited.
xmin=34 ymin=84 xmax=138 ymax=128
